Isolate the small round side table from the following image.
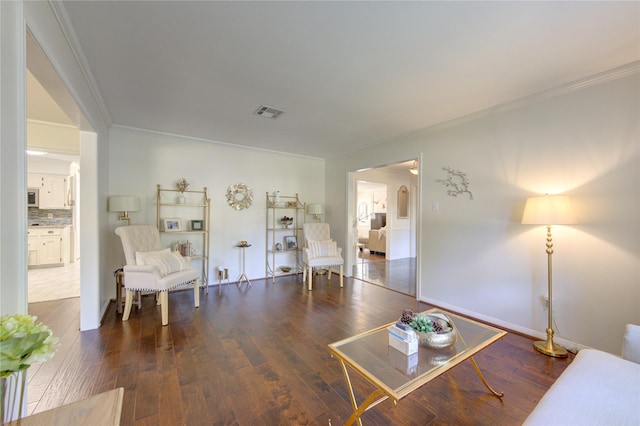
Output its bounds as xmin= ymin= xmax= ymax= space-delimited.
xmin=236 ymin=244 xmax=252 ymax=288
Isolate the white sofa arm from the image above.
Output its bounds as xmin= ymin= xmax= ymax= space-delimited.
xmin=622 ymin=324 xmax=640 ymax=364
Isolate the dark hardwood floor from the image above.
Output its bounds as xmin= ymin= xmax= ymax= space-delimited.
xmin=27 ymin=275 xmax=573 ymax=425
xmin=352 ymin=251 xmax=417 ymax=297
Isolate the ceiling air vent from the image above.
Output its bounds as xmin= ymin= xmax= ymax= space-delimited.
xmin=254 ymin=105 xmax=285 ymax=119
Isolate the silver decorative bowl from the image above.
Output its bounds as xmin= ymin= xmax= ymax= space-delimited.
xmin=423 ymin=345 xmax=457 ymax=366
xmin=413 ymin=315 xmax=457 ymax=349
xmin=416 ymin=329 xmax=456 ymax=349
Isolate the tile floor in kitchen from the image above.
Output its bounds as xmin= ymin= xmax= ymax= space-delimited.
xmin=28 ymin=261 xmax=80 ymax=303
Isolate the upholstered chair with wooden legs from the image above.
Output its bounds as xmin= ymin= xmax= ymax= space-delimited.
xmin=302 ymin=222 xmax=344 ymax=291
xmin=115 ymin=225 xmax=200 ymax=325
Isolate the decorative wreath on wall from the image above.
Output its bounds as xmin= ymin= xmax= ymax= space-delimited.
xmin=226 ymin=183 xmax=253 ymax=210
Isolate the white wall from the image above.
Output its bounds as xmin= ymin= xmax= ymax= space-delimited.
xmin=28 ymin=156 xmax=73 ymax=175
xmin=108 ymin=126 xmax=324 ymax=288
xmin=0 ymin=0 xmax=28 ymax=316
xmin=327 ymin=71 xmax=640 ymax=355
xmin=27 ymin=120 xmax=80 ymax=154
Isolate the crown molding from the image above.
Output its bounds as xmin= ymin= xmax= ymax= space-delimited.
xmin=112 ymin=125 xmax=325 ymax=161
xmin=495 ymin=61 xmax=640 ymax=113
xmin=48 ymin=1 xmax=112 ymax=128
xmin=27 ymin=118 xmax=79 ymax=130
xmin=404 ymin=61 xmax=640 ymax=139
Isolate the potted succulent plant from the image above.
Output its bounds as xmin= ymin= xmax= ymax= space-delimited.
xmin=399 ymin=309 xmax=457 ymax=348
xmin=1 ymin=314 xmax=58 ymax=423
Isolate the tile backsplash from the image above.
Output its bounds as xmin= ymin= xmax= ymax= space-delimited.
xmin=28 ymin=208 xmax=73 ymax=226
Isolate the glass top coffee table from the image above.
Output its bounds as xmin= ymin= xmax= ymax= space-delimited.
xmin=328 ymin=308 xmax=507 ymax=425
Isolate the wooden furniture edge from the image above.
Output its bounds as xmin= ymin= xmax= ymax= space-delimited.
xmin=8 ymin=387 xmax=124 ymax=426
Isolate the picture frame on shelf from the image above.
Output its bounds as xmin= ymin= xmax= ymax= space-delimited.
xmin=190 ymin=220 xmax=204 ymax=231
xmin=284 ymin=236 xmax=297 ymax=250
xmin=162 ymin=218 xmax=182 ymax=232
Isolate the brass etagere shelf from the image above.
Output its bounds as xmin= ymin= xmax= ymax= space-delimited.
xmin=156 ymin=184 xmax=210 ymax=290
xmin=265 ymin=192 xmax=305 ymax=284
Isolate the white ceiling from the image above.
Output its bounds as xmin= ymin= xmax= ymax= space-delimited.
xmin=51 ymin=1 xmax=639 ymax=159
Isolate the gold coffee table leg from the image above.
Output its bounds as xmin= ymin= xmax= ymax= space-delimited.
xmin=337 ymin=358 xmax=387 ymax=426
xmin=345 ymin=389 xmax=386 ymax=426
xmin=469 ymin=357 xmax=504 ymax=398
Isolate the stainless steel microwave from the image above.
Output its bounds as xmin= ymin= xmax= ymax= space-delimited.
xmin=27 ymin=188 xmax=39 ymax=207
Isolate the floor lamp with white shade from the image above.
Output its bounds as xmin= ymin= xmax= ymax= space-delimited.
xmin=522 ymin=194 xmax=577 ymax=358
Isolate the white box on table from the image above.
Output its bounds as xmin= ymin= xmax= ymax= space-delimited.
xmin=388 ymin=324 xmax=417 ymax=342
xmin=388 ymin=329 xmax=418 ymax=355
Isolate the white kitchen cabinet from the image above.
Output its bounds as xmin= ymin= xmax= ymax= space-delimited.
xmin=39 ymin=232 xmax=62 ymax=264
xmin=27 ymin=234 xmax=38 ymax=266
xmin=41 ymin=175 xmax=69 ymax=209
xmin=28 ymin=173 xmax=71 ymax=209
xmin=27 ymin=227 xmax=64 ymax=267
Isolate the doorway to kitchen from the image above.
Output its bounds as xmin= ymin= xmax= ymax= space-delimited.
xmin=26 ymin=32 xmax=81 ymax=304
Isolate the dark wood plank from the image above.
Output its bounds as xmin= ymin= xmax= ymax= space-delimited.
xmin=27 ymin=274 xmax=573 ymax=425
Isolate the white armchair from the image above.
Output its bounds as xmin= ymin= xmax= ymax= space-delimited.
xmin=302 ymin=223 xmax=344 ymax=291
xmin=115 ymin=225 xmax=200 ymax=326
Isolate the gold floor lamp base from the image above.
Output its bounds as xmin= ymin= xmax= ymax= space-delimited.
xmin=532 ymin=224 xmax=569 ymax=359
xmin=533 ymin=338 xmax=568 ymax=358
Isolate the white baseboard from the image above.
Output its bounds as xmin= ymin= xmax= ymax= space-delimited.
xmin=421 ymin=297 xmax=591 ymax=354
xmin=98 ymin=299 xmax=111 ymax=326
